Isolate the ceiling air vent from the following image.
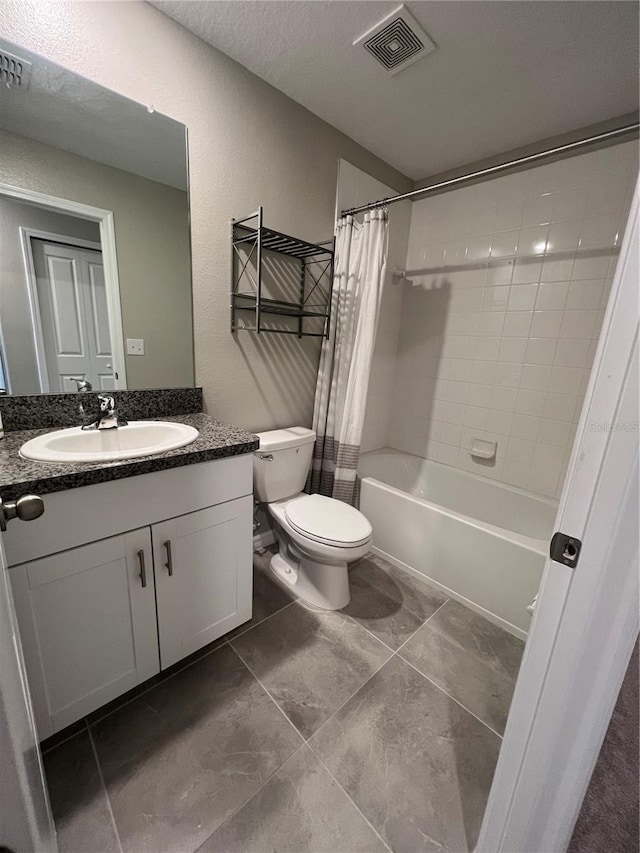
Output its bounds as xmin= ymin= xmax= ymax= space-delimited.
xmin=0 ymin=50 xmax=32 ymax=90
xmin=354 ymin=4 xmax=435 ymax=76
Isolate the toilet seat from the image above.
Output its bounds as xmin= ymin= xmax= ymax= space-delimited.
xmin=284 ymin=494 xmax=372 ymax=548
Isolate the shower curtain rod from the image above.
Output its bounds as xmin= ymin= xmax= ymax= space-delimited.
xmin=340 ymin=122 xmax=639 ymax=218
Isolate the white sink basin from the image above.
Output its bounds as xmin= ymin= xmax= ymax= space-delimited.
xmin=20 ymin=421 xmax=199 ymax=463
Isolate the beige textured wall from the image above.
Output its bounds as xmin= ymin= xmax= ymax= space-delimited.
xmin=0 ymin=197 xmax=100 ymax=394
xmin=0 ymin=129 xmax=193 ymax=390
xmin=0 ymin=1 xmax=410 ymax=431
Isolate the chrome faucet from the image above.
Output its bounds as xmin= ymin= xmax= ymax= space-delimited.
xmin=81 ymin=394 xmax=128 ymax=431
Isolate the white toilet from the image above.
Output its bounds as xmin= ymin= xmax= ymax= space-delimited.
xmin=254 ymin=426 xmax=372 ymax=609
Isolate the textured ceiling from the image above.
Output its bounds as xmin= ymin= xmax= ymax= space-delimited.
xmin=0 ymin=38 xmax=188 ymax=189
xmin=152 ymin=0 xmax=639 ymax=180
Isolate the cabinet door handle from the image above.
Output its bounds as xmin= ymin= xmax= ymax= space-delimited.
xmin=164 ymin=540 xmax=173 ymax=576
xmin=137 ymin=549 xmax=147 ymax=588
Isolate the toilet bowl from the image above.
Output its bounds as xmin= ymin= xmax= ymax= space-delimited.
xmin=254 ymin=428 xmax=372 ymax=609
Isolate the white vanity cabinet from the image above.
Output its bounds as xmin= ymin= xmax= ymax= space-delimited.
xmin=153 ymin=497 xmax=253 ymax=668
xmin=5 ymin=455 xmax=254 ymax=740
xmin=10 ymin=529 xmax=159 ymax=738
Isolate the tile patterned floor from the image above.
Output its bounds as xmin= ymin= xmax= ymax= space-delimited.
xmin=43 ymin=547 xmax=525 ymax=853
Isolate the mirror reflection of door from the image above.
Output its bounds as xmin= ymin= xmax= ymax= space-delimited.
xmin=30 ymin=238 xmax=116 ymax=392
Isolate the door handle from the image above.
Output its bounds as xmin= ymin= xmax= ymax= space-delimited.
xmin=137 ymin=549 xmax=147 ymax=588
xmin=0 ymin=494 xmax=45 ymax=532
xmin=164 ymin=540 xmax=173 ymax=576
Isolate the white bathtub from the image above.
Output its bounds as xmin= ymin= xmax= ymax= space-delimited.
xmin=359 ymin=448 xmax=558 ymax=637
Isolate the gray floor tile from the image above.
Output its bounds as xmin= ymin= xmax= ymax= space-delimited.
xmin=399 ymin=599 xmax=525 ymax=734
xmin=43 ymin=729 xmax=119 ymax=853
xmin=91 ymin=644 xmax=301 ymax=853
xmin=198 ymin=744 xmax=387 ymax=853
xmin=225 ymin=546 xmax=294 ymax=640
xmin=230 ymin=600 xmax=392 ymax=738
xmin=345 ymin=554 xmax=448 ymax=649
xmin=310 ymin=656 xmax=500 ymax=853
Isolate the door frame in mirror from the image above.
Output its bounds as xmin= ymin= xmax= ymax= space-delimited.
xmin=0 ymin=182 xmax=127 ymax=392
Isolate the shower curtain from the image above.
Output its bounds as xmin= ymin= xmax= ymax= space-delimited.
xmin=309 ymin=209 xmax=388 ymax=505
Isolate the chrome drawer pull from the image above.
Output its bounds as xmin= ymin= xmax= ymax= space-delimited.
xmin=137 ymin=549 xmax=147 ymax=588
xmin=164 ymin=540 xmax=174 ymax=576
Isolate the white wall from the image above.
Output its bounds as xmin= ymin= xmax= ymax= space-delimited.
xmin=0 ymin=1 xmax=410 ymax=430
xmin=388 ymin=141 xmax=638 ymax=497
xmin=335 ymin=160 xmax=411 ymax=453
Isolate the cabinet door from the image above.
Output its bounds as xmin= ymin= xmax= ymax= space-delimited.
xmin=153 ymin=496 xmax=253 ymax=669
xmin=10 ymin=528 xmax=159 ymax=739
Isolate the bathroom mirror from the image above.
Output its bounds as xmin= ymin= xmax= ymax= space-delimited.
xmin=0 ymin=38 xmax=194 ymax=395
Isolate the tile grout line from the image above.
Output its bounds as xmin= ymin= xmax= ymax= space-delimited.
xmin=335 ymin=611 xmax=396 ymax=655
xmin=89 ymin=590 xmax=294 ymax=728
xmin=396 ymin=654 xmax=503 ymax=740
xmin=227 ymin=641 xmax=307 ymax=745
xmin=307 ymin=742 xmax=394 ymax=853
xmin=385 ymin=594 xmax=508 ymax=739
xmin=337 ymin=587 xmax=451 ymax=659
xmin=85 ymin=721 xmax=125 ymax=853
xmin=191 ymin=742 xmax=312 ymax=851
xmin=296 ymin=596 xmax=491 ymax=750
xmin=226 ymin=598 xmax=297 ymax=641
xmin=334 ymin=577 xmax=505 ymax=739
xmin=86 ymin=639 xmax=231 ymax=728
xmin=304 ymin=653 xmax=392 ymax=742
xmin=394 ymin=597 xmax=451 ymax=656
xmin=230 ymin=629 xmax=389 ymax=751
xmin=194 ymin=644 xmax=316 ymax=843
xmin=230 ymin=605 xmax=395 ymax=748
xmin=228 ymin=644 xmax=393 ymax=853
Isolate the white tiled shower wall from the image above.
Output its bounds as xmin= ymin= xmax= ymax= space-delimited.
xmin=376 ymin=141 xmax=637 ymax=498
xmin=336 ymin=160 xmax=411 ymax=453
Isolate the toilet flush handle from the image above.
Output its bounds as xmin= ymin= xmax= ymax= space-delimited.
xmin=258 ymin=454 xmax=273 ymax=461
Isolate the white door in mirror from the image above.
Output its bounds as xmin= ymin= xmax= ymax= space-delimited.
xmin=20 ymin=421 xmax=199 ymax=463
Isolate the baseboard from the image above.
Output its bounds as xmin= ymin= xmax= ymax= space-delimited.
xmin=253 ymin=529 xmax=276 ymax=550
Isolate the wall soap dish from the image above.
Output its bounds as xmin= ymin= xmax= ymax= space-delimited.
xmin=469 ymin=438 xmax=497 ymax=460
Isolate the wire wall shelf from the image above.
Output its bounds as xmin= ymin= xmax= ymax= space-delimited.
xmin=231 ymin=207 xmax=334 ymax=338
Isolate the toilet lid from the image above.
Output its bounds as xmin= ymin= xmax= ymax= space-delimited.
xmin=284 ymin=494 xmax=372 ymax=547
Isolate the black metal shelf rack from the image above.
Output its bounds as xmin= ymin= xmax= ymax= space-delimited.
xmin=231 ymin=207 xmax=334 ymax=338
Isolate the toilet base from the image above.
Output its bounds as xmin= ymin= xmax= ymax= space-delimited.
xmin=270 ymin=545 xmax=350 ymax=610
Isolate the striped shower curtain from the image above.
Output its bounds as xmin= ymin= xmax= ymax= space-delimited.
xmin=309 ymin=209 xmax=388 ymax=505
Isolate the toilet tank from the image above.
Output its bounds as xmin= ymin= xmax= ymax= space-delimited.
xmin=254 ymin=427 xmax=316 ymax=502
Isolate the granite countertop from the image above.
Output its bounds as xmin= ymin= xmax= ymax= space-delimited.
xmin=0 ymin=413 xmax=259 ymax=500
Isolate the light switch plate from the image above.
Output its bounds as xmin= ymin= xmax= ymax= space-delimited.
xmin=126 ymin=338 xmax=145 ymax=356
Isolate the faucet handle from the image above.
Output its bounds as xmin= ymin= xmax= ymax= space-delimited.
xmin=98 ymin=394 xmax=116 ymax=413
xmin=71 ymin=378 xmax=92 ymax=392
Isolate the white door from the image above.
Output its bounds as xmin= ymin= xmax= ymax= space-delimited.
xmin=0 ymin=515 xmax=56 ymax=852
xmin=10 ymin=528 xmax=160 ymax=739
xmin=153 ymin=498 xmax=253 ymax=669
xmin=31 ymin=239 xmax=116 ymax=392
